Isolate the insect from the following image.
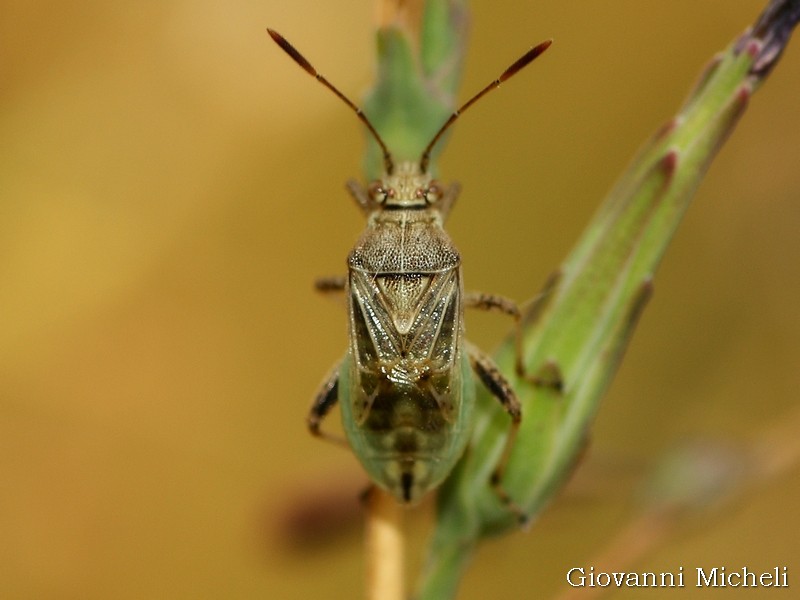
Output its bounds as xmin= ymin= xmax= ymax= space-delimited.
xmin=268 ymin=28 xmax=552 ymax=509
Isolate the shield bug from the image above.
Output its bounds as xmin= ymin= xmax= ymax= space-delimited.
xmin=268 ymin=28 xmax=552 ymax=511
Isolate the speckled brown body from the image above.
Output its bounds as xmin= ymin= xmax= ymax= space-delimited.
xmin=267 ymin=29 xmax=548 ymax=509
xmin=340 ymin=178 xmax=475 ymax=502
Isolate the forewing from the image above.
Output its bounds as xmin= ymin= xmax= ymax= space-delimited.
xmin=406 ymin=269 xmax=461 ymax=420
xmin=348 ymin=268 xmax=462 ymax=424
xmin=405 ymin=268 xmax=460 ymax=366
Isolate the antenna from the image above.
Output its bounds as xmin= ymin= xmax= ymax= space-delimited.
xmin=267 ymin=29 xmax=396 ymax=175
xmin=419 ymin=39 xmax=552 ymax=174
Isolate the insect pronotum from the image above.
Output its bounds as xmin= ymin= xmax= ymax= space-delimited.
xmin=268 ymin=28 xmax=553 ymax=514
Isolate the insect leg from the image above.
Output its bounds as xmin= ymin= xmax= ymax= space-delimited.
xmin=465 ymin=271 xmax=565 ymax=391
xmin=513 ymin=271 xmax=564 ymax=390
xmin=466 ymin=342 xmax=527 ymax=523
xmin=464 ymin=291 xmax=521 ymax=318
xmin=345 ymin=179 xmax=374 ymax=215
xmin=314 ymin=276 xmax=346 ymax=295
xmin=438 ymin=182 xmax=461 ymax=220
xmin=307 ymin=361 xmax=349 ymax=447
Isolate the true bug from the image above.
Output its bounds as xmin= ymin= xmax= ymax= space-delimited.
xmin=268 ymin=29 xmax=552 ymax=508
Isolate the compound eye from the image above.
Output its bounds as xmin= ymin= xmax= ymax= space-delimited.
xmin=368 ymin=182 xmax=392 ymax=204
xmin=424 ymin=181 xmax=442 ymax=204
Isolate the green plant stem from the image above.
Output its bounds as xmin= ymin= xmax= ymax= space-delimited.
xmin=362 ymin=0 xmax=468 ymax=179
xmin=362 ymin=2 xmax=468 ymax=597
xmin=416 ymin=2 xmax=800 ymax=598
xmin=359 ymin=1 xmax=799 ymax=599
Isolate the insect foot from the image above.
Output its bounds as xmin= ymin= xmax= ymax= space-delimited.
xmin=517 ymin=359 xmax=565 ymax=393
xmin=466 ymin=343 xmax=529 ymax=516
xmin=489 ymin=470 xmax=530 ymax=526
xmin=314 ymin=276 xmax=346 ymax=294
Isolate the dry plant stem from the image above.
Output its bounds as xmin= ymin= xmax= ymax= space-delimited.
xmin=366 ymin=488 xmax=405 ymax=600
xmin=376 ymin=0 xmax=424 ymax=34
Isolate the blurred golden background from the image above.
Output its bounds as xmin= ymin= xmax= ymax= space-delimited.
xmin=1 ymin=1 xmax=798 ymax=598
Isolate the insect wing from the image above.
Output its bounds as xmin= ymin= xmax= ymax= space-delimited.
xmin=347 ymin=267 xmax=462 ymax=425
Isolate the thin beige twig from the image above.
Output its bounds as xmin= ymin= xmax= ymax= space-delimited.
xmin=365 ymin=488 xmax=404 ymax=600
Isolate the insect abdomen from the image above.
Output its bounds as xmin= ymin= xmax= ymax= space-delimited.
xmin=339 ymin=353 xmax=475 ymax=504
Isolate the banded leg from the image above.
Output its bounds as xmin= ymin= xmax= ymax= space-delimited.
xmin=307 ymin=361 xmax=348 ymax=447
xmin=467 ymin=343 xmax=526 ymax=522
xmin=513 ymin=271 xmax=564 ymax=390
xmin=464 ymin=291 xmax=521 ymax=319
xmin=465 ymin=271 xmax=564 ymax=391
xmin=314 ymin=275 xmax=346 ymax=295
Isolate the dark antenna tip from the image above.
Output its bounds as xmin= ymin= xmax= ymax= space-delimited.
xmin=419 ymin=39 xmax=553 ymax=174
xmin=503 ymin=39 xmax=552 ymax=81
xmin=267 ymin=29 xmax=314 ymax=74
xmin=267 ymin=28 xmax=395 ymax=175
